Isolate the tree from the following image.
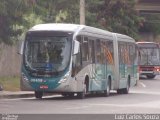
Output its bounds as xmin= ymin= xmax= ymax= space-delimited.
xmin=86 ymin=0 xmax=144 ymax=40
xmin=0 ymin=0 xmax=147 ymax=44
xmin=0 ymin=0 xmax=37 ymax=44
xmin=33 ymin=0 xmax=79 ymax=23
xmin=139 ymin=14 xmax=160 ymax=37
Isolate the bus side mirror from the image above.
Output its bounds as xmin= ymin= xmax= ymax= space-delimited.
xmin=17 ymin=40 xmax=24 ymax=55
xmin=73 ymin=40 xmax=80 ymax=55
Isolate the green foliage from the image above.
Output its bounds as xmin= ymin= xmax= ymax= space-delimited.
xmin=87 ymin=0 xmax=144 ymax=40
xmin=23 ymin=14 xmax=44 ymax=31
xmin=33 ymin=0 xmax=79 ymax=23
xmin=139 ymin=14 xmax=160 ymax=36
xmin=0 ymin=0 xmax=36 ymax=44
xmin=1 ymin=0 xmax=159 ymax=44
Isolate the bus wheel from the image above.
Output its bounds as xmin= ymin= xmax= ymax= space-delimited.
xmin=117 ymin=89 xmax=123 ymax=94
xmin=61 ymin=93 xmax=68 ymax=97
xmin=68 ymin=93 xmax=75 ymax=98
xmin=77 ymin=84 xmax=86 ymax=99
xmin=35 ymin=91 xmax=43 ymax=99
xmin=122 ymin=80 xmax=130 ymax=94
xmin=104 ymin=80 xmax=111 ymax=97
xmin=62 ymin=93 xmax=74 ymax=98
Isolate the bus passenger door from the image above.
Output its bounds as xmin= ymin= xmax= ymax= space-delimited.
xmin=92 ymin=40 xmax=106 ymax=91
xmin=118 ymin=42 xmax=127 ymax=89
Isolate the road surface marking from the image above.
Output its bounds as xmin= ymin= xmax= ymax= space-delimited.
xmin=65 ymin=106 xmax=90 ymax=110
xmin=89 ymin=100 xmax=160 ymax=108
xmin=139 ymin=81 xmax=146 ymax=88
xmin=0 ymin=95 xmax=62 ymax=101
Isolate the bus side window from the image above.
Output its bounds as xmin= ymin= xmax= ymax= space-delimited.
xmin=106 ymin=40 xmax=114 ymax=65
xmin=71 ymin=36 xmax=82 ymax=77
xmin=119 ymin=43 xmax=124 ymax=64
xmin=88 ymin=39 xmax=95 ymax=63
xmin=118 ymin=42 xmax=126 ymax=78
xmin=129 ymin=44 xmax=135 ymax=65
xmin=82 ymin=37 xmax=89 ymax=62
xmin=95 ymin=39 xmax=101 ymax=63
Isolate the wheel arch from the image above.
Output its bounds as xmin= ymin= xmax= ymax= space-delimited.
xmin=127 ymin=74 xmax=131 ymax=87
xmin=84 ymin=75 xmax=89 ymax=92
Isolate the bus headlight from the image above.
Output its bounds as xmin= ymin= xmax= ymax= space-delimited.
xmin=22 ymin=73 xmax=29 ymax=82
xmin=58 ymin=72 xmax=70 ymax=83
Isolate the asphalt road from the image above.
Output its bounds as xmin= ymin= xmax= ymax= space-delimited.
xmin=0 ymin=75 xmax=160 ymax=115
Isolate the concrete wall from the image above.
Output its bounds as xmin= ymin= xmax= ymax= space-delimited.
xmin=0 ymin=43 xmax=21 ymax=77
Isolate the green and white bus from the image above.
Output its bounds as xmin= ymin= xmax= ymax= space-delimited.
xmin=19 ymin=23 xmax=138 ymax=99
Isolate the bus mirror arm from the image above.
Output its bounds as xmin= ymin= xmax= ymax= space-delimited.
xmin=73 ymin=40 xmax=80 ymax=55
xmin=17 ymin=40 xmax=24 ymax=55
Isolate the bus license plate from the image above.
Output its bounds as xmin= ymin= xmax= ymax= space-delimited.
xmin=40 ymin=85 xmax=48 ymax=89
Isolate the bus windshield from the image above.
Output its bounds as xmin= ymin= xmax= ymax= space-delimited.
xmin=24 ymin=35 xmax=72 ymax=74
xmin=138 ymin=47 xmax=160 ymax=65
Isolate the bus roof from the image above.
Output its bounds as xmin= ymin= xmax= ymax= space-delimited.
xmin=115 ymin=33 xmax=135 ymax=42
xmin=136 ymin=42 xmax=159 ymax=48
xmin=29 ymin=23 xmax=84 ymax=32
xmin=29 ymin=23 xmax=135 ymax=42
xmin=29 ymin=23 xmax=112 ymax=34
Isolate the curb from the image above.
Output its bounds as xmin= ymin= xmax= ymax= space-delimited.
xmin=0 ymin=92 xmax=35 ymax=99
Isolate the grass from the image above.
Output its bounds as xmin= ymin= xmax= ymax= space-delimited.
xmin=0 ymin=76 xmax=20 ymax=91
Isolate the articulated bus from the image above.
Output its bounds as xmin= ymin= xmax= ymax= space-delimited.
xmin=19 ymin=23 xmax=138 ymax=99
xmin=136 ymin=42 xmax=160 ymax=79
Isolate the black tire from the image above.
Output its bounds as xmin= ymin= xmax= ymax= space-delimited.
xmin=146 ymin=74 xmax=156 ymax=79
xmin=122 ymin=80 xmax=130 ymax=94
xmin=35 ymin=91 xmax=43 ymax=99
xmin=117 ymin=80 xmax=130 ymax=94
xmin=68 ymin=93 xmax=75 ymax=98
xmin=104 ymin=80 xmax=111 ymax=97
xmin=77 ymin=84 xmax=86 ymax=99
xmin=61 ymin=93 xmax=68 ymax=97
xmin=117 ymin=89 xmax=123 ymax=94
xmin=62 ymin=93 xmax=74 ymax=98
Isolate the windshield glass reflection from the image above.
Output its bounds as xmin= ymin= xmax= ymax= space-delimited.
xmin=24 ymin=36 xmax=72 ymax=73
